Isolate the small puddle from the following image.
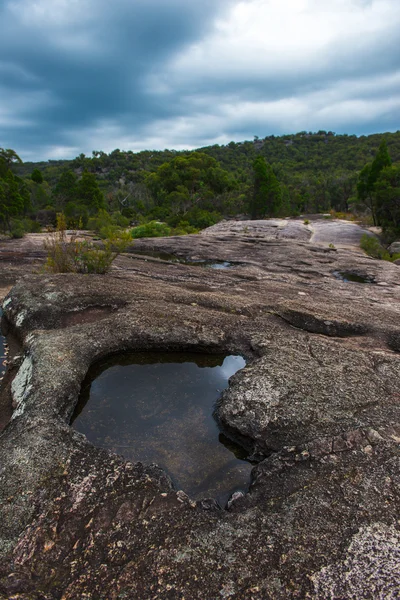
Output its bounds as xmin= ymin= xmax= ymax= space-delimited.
xmin=71 ymin=352 xmax=252 ymax=506
xmin=333 ymin=271 xmax=375 ymax=284
xmin=133 ymin=250 xmax=236 ymax=269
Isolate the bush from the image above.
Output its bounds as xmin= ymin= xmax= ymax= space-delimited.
xmin=360 ymin=234 xmax=391 ymax=260
xmin=10 ymin=219 xmax=25 ymax=239
xmin=64 ymin=201 xmax=88 ymax=228
xmin=44 ymin=214 xmax=77 ymax=273
xmin=87 ymin=209 xmax=112 ymax=233
xmin=111 ymin=211 xmax=130 ymax=228
xmin=23 ymin=218 xmax=42 ymax=233
xmin=36 ymin=209 xmax=57 ymax=227
xmin=171 ymin=221 xmax=198 ymax=235
xmin=44 ymin=213 xmax=130 ymax=274
xmin=185 ymin=208 xmax=222 ymax=229
xmin=131 ymin=221 xmax=172 ymax=238
xmin=73 ymin=244 xmax=115 ymax=274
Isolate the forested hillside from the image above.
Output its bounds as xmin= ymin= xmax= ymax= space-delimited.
xmin=3 ymin=130 xmax=400 ymax=238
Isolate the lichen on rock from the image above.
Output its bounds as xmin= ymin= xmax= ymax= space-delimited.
xmin=0 ymin=222 xmax=399 ymax=598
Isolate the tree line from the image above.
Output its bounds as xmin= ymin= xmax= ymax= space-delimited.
xmin=2 ymin=130 xmax=400 ymax=239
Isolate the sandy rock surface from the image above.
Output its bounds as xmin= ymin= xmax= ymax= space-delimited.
xmin=0 ymin=219 xmax=399 ymax=599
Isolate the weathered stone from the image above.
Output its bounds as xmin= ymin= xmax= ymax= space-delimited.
xmin=388 ymin=241 xmax=400 ymax=255
xmin=0 ymin=220 xmax=399 ymax=598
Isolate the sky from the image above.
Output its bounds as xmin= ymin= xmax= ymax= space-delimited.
xmin=1 ymin=0 xmax=400 ymax=161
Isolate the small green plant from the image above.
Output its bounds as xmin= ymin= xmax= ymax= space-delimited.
xmin=44 ymin=213 xmax=130 ymax=274
xmin=328 ymin=243 xmax=335 ymax=249
xmin=303 ymin=219 xmax=310 ymax=225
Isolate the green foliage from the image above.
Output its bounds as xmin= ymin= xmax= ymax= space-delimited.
xmin=171 ymin=221 xmax=198 ymax=235
xmin=357 ymin=139 xmax=392 ymax=225
xmin=31 ymin=168 xmax=43 ymax=184
xmin=183 ymin=208 xmax=221 ymax=229
xmin=146 ymin=152 xmax=234 ymax=217
xmin=64 ymin=201 xmax=88 ymax=228
xmin=44 ymin=214 xmax=77 ymax=273
xmin=36 ymin=209 xmax=57 ymax=227
xmin=6 ymin=216 xmax=42 ymax=239
xmin=87 ymin=209 xmax=112 ymax=232
xmin=110 ymin=211 xmax=129 ymax=228
xmin=359 ymin=234 xmax=391 ymax=260
xmin=375 ymin=165 xmax=400 ymax=239
xmin=0 ymin=170 xmax=26 ymax=230
xmin=28 ymin=179 xmax=52 ymax=209
xmin=9 ymin=131 xmax=400 ymax=228
xmin=88 ymin=209 xmax=129 ymax=234
xmin=131 ymin=221 xmax=172 ymax=239
xmin=23 ymin=218 xmax=42 ymax=233
xmin=251 ymin=156 xmax=282 ymax=219
xmin=54 ymin=170 xmax=77 ymax=207
xmin=0 ymin=148 xmax=22 ymax=177
xmin=75 ymin=171 xmax=105 ymax=213
xmin=44 ymin=213 xmax=129 ymax=274
xmin=9 ymin=219 xmax=25 ymax=238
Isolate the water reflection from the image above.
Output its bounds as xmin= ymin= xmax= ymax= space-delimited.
xmin=333 ymin=271 xmax=375 ymax=284
xmin=132 ymin=250 xmax=236 ymax=269
xmin=72 ymin=353 xmax=252 ymax=505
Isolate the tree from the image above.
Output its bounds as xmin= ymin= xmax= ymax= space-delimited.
xmin=0 ymin=148 xmax=22 ymax=176
xmin=146 ymin=152 xmax=233 ymax=217
xmin=251 ymin=156 xmax=282 ymax=219
xmin=375 ymin=165 xmax=400 ymax=237
xmin=0 ymin=171 xmax=24 ymax=229
xmin=31 ymin=168 xmax=43 ymax=184
xmin=75 ymin=171 xmax=105 ymax=213
xmin=357 ymin=139 xmax=392 ymax=225
xmin=54 ymin=171 xmax=77 ymax=207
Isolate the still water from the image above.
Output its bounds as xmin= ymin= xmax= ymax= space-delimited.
xmin=333 ymin=271 xmax=375 ymax=284
xmin=71 ymin=353 xmax=252 ymax=505
xmin=133 ymin=250 xmax=236 ymax=269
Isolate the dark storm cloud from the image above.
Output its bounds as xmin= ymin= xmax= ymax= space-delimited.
xmin=0 ymin=0 xmax=399 ymax=160
xmin=0 ymin=0 xmax=234 ymax=157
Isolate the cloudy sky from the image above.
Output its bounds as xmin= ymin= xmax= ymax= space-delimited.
xmin=1 ymin=0 xmax=400 ymax=161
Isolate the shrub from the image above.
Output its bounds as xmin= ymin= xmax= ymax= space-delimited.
xmin=10 ymin=219 xmax=25 ymax=239
xmin=44 ymin=213 xmax=130 ymax=274
xmin=44 ymin=214 xmax=77 ymax=272
xmin=131 ymin=221 xmax=172 ymax=239
xmin=87 ymin=209 xmax=112 ymax=233
xmin=64 ymin=201 xmax=88 ymax=228
xmin=22 ymin=218 xmax=42 ymax=233
xmin=171 ymin=221 xmax=198 ymax=235
xmin=36 ymin=209 xmax=57 ymax=227
xmin=111 ymin=211 xmax=130 ymax=228
xmin=73 ymin=244 xmax=114 ymax=274
xmin=360 ymin=234 xmax=391 ymax=260
xmin=185 ymin=208 xmax=222 ymax=229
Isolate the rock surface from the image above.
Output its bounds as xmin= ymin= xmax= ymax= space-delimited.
xmin=0 ymin=219 xmax=399 ymax=599
xmin=389 ymin=241 xmax=400 ymax=255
